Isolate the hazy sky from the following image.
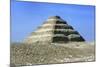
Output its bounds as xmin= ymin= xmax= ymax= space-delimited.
xmin=11 ymin=0 xmax=95 ymax=42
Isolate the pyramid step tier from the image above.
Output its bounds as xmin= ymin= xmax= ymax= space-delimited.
xmin=28 ymin=34 xmax=81 ymax=38
xmin=35 ymin=28 xmax=76 ymax=33
xmin=31 ymin=29 xmax=79 ymax=36
xmin=25 ymin=34 xmax=84 ymax=43
xmin=38 ymin=24 xmax=73 ymax=30
xmin=41 ymin=24 xmax=68 ymax=27
xmin=44 ymin=19 xmax=67 ymax=24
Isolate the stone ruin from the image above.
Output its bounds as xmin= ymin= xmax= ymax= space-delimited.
xmin=24 ymin=16 xmax=85 ymax=43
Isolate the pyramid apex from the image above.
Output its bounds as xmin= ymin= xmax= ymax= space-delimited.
xmin=49 ymin=16 xmax=61 ymax=19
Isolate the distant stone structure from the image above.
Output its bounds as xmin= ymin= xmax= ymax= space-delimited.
xmin=24 ymin=16 xmax=85 ymax=43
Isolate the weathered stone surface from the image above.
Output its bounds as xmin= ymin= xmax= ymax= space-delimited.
xmin=23 ymin=16 xmax=85 ymax=44
xmin=11 ymin=42 xmax=95 ymax=66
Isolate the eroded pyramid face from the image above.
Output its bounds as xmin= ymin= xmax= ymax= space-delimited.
xmin=24 ymin=16 xmax=85 ymax=43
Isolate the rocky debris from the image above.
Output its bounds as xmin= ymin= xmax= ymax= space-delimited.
xmin=11 ymin=42 xmax=95 ymax=66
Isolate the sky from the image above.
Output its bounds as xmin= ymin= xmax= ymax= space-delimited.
xmin=11 ymin=0 xmax=95 ymax=42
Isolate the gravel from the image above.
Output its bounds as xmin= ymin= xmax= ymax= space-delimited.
xmin=10 ymin=42 xmax=95 ymax=67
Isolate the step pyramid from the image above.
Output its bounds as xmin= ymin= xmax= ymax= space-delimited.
xmin=24 ymin=16 xmax=85 ymax=43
